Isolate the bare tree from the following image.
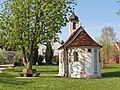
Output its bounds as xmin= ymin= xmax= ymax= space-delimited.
xmin=96 ymin=26 xmax=117 ymax=68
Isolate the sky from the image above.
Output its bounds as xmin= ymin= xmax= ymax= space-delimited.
xmin=0 ymin=0 xmax=120 ymax=41
xmin=59 ymin=0 xmax=120 ymax=41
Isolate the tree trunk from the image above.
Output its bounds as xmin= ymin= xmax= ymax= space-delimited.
xmin=22 ymin=46 xmax=27 ymax=67
xmin=26 ymin=60 xmax=32 ymax=70
xmin=101 ymin=58 xmax=106 ymax=68
xmin=22 ymin=46 xmax=33 ymax=70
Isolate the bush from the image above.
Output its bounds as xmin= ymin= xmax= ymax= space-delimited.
xmin=53 ymin=55 xmax=59 ymax=65
xmin=5 ymin=66 xmax=13 ymax=71
xmin=38 ymin=55 xmax=44 ymax=65
xmin=14 ymin=61 xmax=24 ymax=67
xmin=13 ymin=50 xmax=23 ymax=64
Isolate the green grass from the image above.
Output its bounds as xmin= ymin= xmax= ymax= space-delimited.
xmin=13 ymin=65 xmax=59 ymax=72
xmin=1 ymin=64 xmax=120 ymax=90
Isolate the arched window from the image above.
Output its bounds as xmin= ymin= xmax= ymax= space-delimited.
xmin=74 ymin=51 xmax=78 ymax=62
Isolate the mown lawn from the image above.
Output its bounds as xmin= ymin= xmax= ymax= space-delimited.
xmin=1 ymin=64 xmax=120 ymax=90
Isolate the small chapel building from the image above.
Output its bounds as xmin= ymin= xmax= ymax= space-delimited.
xmin=58 ymin=12 xmax=102 ymax=78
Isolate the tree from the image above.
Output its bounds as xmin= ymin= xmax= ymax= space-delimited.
xmin=0 ymin=0 xmax=75 ymax=70
xmin=96 ymin=26 xmax=117 ymax=68
xmin=117 ymin=0 xmax=120 ymax=15
xmin=45 ymin=42 xmax=53 ymax=65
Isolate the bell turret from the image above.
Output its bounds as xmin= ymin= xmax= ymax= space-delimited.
xmin=69 ymin=12 xmax=79 ymax=36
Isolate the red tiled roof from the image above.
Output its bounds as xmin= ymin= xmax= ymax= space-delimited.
xmin=114 ymin=42 xmax=120 ymax=51
xmin=58 ymin=26 xmax=102 ymax=49
xmin=69 ymin=29 xmax=101 ymax=47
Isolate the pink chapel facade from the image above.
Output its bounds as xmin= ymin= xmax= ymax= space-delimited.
xmin=58 ymin=13 xmax=102 ymax=78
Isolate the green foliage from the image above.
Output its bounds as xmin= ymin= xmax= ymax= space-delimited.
xmin=38 ymin=55 xmax=44 ymax=65
xmin=53 ymin=55 xmax=59 ymax=65
xmin=45 ymin=43 xmax=53 ymax=65
xmin=0 ymin=0 xmax=75 ymax=69
xmin=117 ymin=0 xmax=120 ymax=15
xmin=13 ymin=50 xmax=23 ymax=62
xmin=5 ymin=66 xmax=14 ymax=71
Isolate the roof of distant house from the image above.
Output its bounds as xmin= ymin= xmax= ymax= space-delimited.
xmin=114 ymin=42 xmax=120 ymax=51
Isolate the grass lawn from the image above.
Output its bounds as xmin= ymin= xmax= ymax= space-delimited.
xmin=1 ymin=64 xmax=120 ymax=90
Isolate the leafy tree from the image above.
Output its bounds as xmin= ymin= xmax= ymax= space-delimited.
xmin=45 ymin=43 xmax=53 ymax=65
xmin=0 ymin=0 xmax=75 ymax=70
xmin=117 ymin=0 xmax=120 ymax=15
xmin=96 ymin=26 xmax=117 ymax=68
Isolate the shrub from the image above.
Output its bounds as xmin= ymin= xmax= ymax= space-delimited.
xmin=38 ymin=55 xmax=44 ymax=65
xmin=5 ymin=66 xmax=13 ymax=71
xmin=13 ymin=50 xmax=23 ymax=64
xmin=14 ymin=61 xmax=24 ymax=67
xmin=53 ymin=55 xmax=59 ymax=65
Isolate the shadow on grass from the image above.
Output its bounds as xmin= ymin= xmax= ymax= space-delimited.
xmin=103 ymin=67 xmax=120 ymax=69
xmin=0 ymin=73 xmax=33 ymax=85
xmin=0 ymin=78 xmax=33 ymax=85
xmin=102 ymin=71 xmax=120 ymax=78
xmin=40 ymin=74 xmax=67 ymax=79
xmin=0 ymin=73 xmax=15 ymax=78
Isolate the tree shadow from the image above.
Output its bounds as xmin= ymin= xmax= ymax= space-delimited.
xmin=102 ymin=71 xmax=120 ymax=78
xmin=40 ymin=74 xmax=67 ymax=79
xmin=0 ymin=73 xmax=33 ymax=85
xmin=103 ymin=67 xmax=120 ymax=69
xmin=0 ymin=78 xmax=33 ymax=85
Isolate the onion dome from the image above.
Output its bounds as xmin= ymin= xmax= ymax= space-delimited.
xmin=69 ymin=12 xmax=79 ymax=21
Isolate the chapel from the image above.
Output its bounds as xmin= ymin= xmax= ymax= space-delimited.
xmin=58 ymin=12 xmax=102 ymax=78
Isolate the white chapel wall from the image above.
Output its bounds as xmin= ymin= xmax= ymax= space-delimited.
xmin=85 ymin=48 xmax=94 ymax=75
xmin=58 ymin=49 xmax=64 ymax=76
